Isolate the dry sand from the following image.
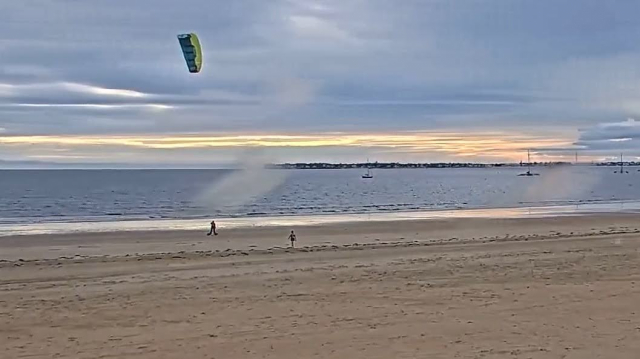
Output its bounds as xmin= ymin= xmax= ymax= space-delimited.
xmin=2 ymin=214 xmax=640 ymax=358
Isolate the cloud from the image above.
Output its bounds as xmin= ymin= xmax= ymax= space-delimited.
xmin=60 ymin=83 xmax=147 ymax=98
xmin=4 ymin=103 xmax=173 ymax=111
xmin=522 ymin=118 xmax=640 ymax=161
xmin=288 ymin=15 xmax=350 ymax=41
xmin=578 ymin=118 xmax=640 ymax=142
xmin=269 ymin=77 xmax=318 ymax=107
xmin=1 ymin=1 xmax=640 ymax=164
xmin=555 ymin=118 xmax=640 ymax=159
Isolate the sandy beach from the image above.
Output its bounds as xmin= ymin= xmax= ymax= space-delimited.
xmin=2 ymin=214 xmax=640 ymax=358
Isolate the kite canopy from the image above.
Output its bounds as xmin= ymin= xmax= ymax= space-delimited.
xmin=177 ymin=33 xmax=202 ymax=73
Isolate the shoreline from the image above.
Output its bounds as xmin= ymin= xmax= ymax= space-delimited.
xmin=2 ymin=199 xmax=640 ymax=237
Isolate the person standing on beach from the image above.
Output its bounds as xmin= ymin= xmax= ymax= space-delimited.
xmin=288 ymin=230 xmax=297 ymax=248
xmin=207 ymin=220 xmax=218 ymax=236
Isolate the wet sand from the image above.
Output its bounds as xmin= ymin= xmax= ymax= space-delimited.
xmin=2 ymin=214 xmax=640 ymax=358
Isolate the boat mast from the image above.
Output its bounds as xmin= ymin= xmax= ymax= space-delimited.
xmin=620 ymin=152 xmax=623 ymax=174
xmin=527 ymin=149 xmax=531 ymax=173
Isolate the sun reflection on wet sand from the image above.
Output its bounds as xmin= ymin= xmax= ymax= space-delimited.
xmin=2 ymin=200 xmax=639 ymax=237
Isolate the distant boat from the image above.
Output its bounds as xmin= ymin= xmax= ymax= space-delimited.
xmin=614 ymin=153 xmax=629 ymax=174
xmin=362 ymin=159 xmax=373 ymax=179
xmin=518 ymin=149 xmax=540 ymax=176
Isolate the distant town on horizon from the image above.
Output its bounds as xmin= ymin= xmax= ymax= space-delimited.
xmin=270 ymin=161 xmax=639 ymax=170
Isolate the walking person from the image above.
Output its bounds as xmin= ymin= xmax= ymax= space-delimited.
xmin=288 ymin=230 xmax=297 ymax=248
xmin=207 ymin=220 xmax=218 ymax=236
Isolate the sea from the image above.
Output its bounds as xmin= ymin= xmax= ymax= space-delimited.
xmin=2 ymin=166 xmax=640 ymax=235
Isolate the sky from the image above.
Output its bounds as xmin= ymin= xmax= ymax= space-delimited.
xmin=2 ymin=0 xmax=640 ymax=167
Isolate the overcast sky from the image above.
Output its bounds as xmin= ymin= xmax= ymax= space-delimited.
xmin=2 ymin=0 xmax=640 ymax=167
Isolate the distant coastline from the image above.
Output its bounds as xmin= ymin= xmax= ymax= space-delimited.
xmin=269 ymin=161 xmax=638 ymax=169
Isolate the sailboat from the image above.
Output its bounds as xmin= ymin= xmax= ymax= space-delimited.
xmin=518 ymin=149 xmax=540 ymax=176
xmin=615 ymin=153 xmax=629 ymax=174
xmin=362 ymin=159 xmax=373 ymax=179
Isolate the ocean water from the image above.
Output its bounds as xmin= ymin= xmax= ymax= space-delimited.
xmin=1 ymin=166 xmax=640 ymax=226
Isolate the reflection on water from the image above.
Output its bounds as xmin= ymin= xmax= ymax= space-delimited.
xmin=2 ymin=200 xmax=640 ymax=237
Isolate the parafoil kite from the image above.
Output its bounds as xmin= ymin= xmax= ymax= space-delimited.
xmin=177 ymin=33 xmax=202 ymax=73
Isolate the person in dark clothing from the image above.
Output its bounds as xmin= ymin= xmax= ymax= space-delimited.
xmin=288 ymin=230 xmax=297 ymax=248
xmin=207 ymin=220 xmax=218 ymax=236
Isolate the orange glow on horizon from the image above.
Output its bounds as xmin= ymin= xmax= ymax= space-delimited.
xmin=0 ymin=131 xmax=575 ymax=162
